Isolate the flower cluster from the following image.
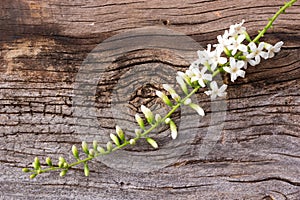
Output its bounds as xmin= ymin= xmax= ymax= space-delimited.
xmin=23 ymin=0 xmax=295 ymax=178
xmin=178 ymin=20 xmax=283 ymax=101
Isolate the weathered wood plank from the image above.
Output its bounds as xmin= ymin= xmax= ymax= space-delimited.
xmin=0 ymin=0 xmax=299 ymax=199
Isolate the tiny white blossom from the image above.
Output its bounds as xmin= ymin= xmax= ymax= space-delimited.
xmin=215 ymin=30 xmax=231 ymax=48
xmin=229 ymin=20 xmax=246 ymax=37
xmin=190 ymin=67 xmax=212 ymax=87
xmin=204 ymin=81 xmax=228 ymax=100
xmin=265 ymin=41 xmax=284 ymax=58
xmin=223 ymin=57 xmax=246 ymax=82
xmin=208 ymin=45 xmax=227 ymax=71
xmin=227 ymin=34 xmax=248 ymax=55
xmin=196 ymin=44 xmax=213 ymax=67
xmin=246 ymin=42 xmax=268 ymax=66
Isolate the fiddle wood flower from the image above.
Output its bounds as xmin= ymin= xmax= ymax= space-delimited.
xmin=223 ymin=57 xmax=246 ymax=82
xmin=205 ymin=81 xmax=228 ymax=100
xmin=265 ymin=41 xmax=284 ymax=58
xmin=246 ymin=42 xmax=269 ymax=66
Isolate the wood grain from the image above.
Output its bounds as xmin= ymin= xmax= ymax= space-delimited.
xmin=0 ymin=0 xmax=299 ymax=199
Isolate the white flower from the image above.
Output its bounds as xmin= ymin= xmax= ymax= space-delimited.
xmin=215 ymin=30 xmax=231 ymax=48
xmin=189 ymin=67 xmax=212 ymax=87
xmin=229 ymin=20 xmax=246 ymax=37
xmin=204 ymin=81 xmax=228 ymax=100
xmin=223 ymin=57 xmax=246 ymax=82
xmin=265 ymin=41 xmax=284 ymax=58
xmin=246 ymin=42 xmax=268 ymax=66
xmin=227 ymin=34 xmax=247 ymax=55
xmin=207 ymin=46 xmax=227 ymax=71
xmin=196 ymin=44 xmax=213 ymax=66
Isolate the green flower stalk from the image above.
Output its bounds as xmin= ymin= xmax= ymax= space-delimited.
xmin=23 ymin=0 xmax=297 ymax=179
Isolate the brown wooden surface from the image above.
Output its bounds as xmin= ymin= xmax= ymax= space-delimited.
xmin=0 ymin=0 xmax=300 ymax=199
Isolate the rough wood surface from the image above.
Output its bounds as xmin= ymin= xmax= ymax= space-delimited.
xmin=0 ymin=0 xmax=300 ymax=199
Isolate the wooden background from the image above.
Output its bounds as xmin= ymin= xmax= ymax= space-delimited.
xmin=0 ymin=0 xmax=299 ymax=199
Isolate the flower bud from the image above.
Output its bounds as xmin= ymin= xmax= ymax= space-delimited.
xmin=110 ymin=133 xmax=120 ymax=146
xmin=97 ymin=146 xmax=106 ymax=154
xmin=93 ymin=140 xmax=98 ymax=150
xmin=30 ymin=174 xmax=37 ymax=179
xmin=135 ymin=114 xmax=145 ymax=129
xmin=84 ymin=163 xmax=89 ymax=176
xmin=155 ymin=114 xmax=162 ymax=123
xmin=59 ymin=156 xmax=66 ymax=163
xmin=129 ymin=139 xmax=136 ymax=145
xmin=162 ymin=84 xmax=176 ymax=94
xmin=116 ymin=125 xmax=125 ymax=141
xmin=106 ymin=141 xmax=113 ymax=152
xmin=141 ymin=105 xmax=154 ymax=124
xmin=72 ymin=145 xmax=79 ymax=159
xmin=156 ymin=91 xmax=172 ymax=107
xmin=170 ymin=120 xmax=178 ymax=139
xmin=89 ymin=149 xmax=95 ymax=157
xmin=171 ymin=93 xmax=181 ymax=102
xmin=33 ymin=157 xmax=40 ymax=170
xmin=146 ymin=137 xmax=158 ymax=149
xmin=135 ymin=129 xmax=142 ymax=137
xmin=176 ymin=75 xmax=188 ymax=95
xmin=189 ymin=103 xmax=205 ymax=116
xmin=165 ymin=118 xmax=171 ymax=124
xmin=63 ymin=162 xmax=69 ymax=168
xmin=183 ymin=98 xmax=192 ymax=105
xmin=177 ymin=71 xmax=191 ymax=86
xmin=60 ymin=169 xmax=67 ymax=177
xmin=82 ymin=141 xmax=89 ymax=155
xmin=46 ymin=157 xmax=53 ymax=166
xmin=22 ymin=168 xmax=30 ymax=173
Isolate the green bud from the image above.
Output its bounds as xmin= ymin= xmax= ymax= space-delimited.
xmin=30 ymin=174 xmax=37 ymax=179
xmin=115 ymin=125 xmax=125 ymax=141
xmin=156 ymin=91 xmax=173 ymax=107
xmin=189 ymin=103 xmax=205 ymax=116
xmin=97 ymin=146 xmax=106 ymax=154
xmin=135 ymin=129 xmax=142 ymax=138
xmin=93 ymin=140 xmax=98 ymax=150
xmin=58 ymin=161 xmax=64 ymax=168
xmin=89 ymin=149 xmax=95 ymax=157
xmin=84 ymin=162 xmax=89 ymax=176
xmin=135 ymin=114 xmax=145 ymax=129
xmin=22 ymin=168 xmax=30 ymax=173
xmin=141 ymin=105 xmax=154 ymax=124
xmin=110 ymin=133 xmax=120 ymax=146
xmin=82 ymin=141 xmax=89 ymax=155
xmin=176 ymin=75 xmax=188 ymax=95
xmin=72 ymin=145 xmax=79 ymax=159
xmin=165 ymin=118 xmax=171 ymax=124
xmin=155 ymin=114 xmax=162 ymax=123
xmin=59 ymin=156 xmax=66 ymax=163
xmin=63 ymin=162 xmax=69 ymax=168
xmin=46 ymin=157 xmax=53 ymax=166
xmin=106 ymin=141 xmax=113 ymax=152
xmin=129 ymin=139 xmax=136 ymax=145
xmin=162 ymin=84 xmax=176 ymax=95
xmin=170 ymin=120 xmax=178 ymax=139
xmin=60 ymin=170 xmax=68 ymax=177
xmin=177 ymin=71 xmax=191 ymax=86
xmin=183 ymin=98 xmax=192 ymax=105
xmin=146 ymin=137 xmax=158 ymax=149
xmin=33 ymin=157 xmax=40 ymax=170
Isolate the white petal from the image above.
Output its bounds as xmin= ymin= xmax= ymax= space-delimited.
xmin=237 ymin=34 xmax=246 ymax=43
xmin=219 ymin=57 xmax=227 ymax=64
xmin=210 ymin=81 xmax=218 ymax=91
xmin=204 ymin=74 xmax=212 ymax=81
xmin=238 ymin=44 xmax=248 ymax=53
xmin=260 ymin=51 xmax=269 ymax=59
xmin=229 ymin=57 xmax=236 ymax=67
xmin=248 ymin=42 xmax=256 ymax=51
xmin=237 ymin=70 xmax=245 ymax=78
xmin=223 ymin=67 xmax=231 ymax=73
xmin=248 ymin=59 xmax=257 ymax=66
xmin=204 ymin=90 xmax=212 ymax=96
xmin=219 ymin=84 xmax=228 ymax=92
xmin=258 ymin=42 xmax=265 ymax=51
xmin=236 ymin=60 xmax=245 ymax=69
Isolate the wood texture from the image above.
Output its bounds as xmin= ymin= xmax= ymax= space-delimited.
xmin=0 ymin=0 xmax=300 ymax=199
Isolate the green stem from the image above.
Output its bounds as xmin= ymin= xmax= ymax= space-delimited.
xmin=252 ymin=0 xmax=298 ymax=43
xmin=28 ymin=86 xmax=201 ymax=176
